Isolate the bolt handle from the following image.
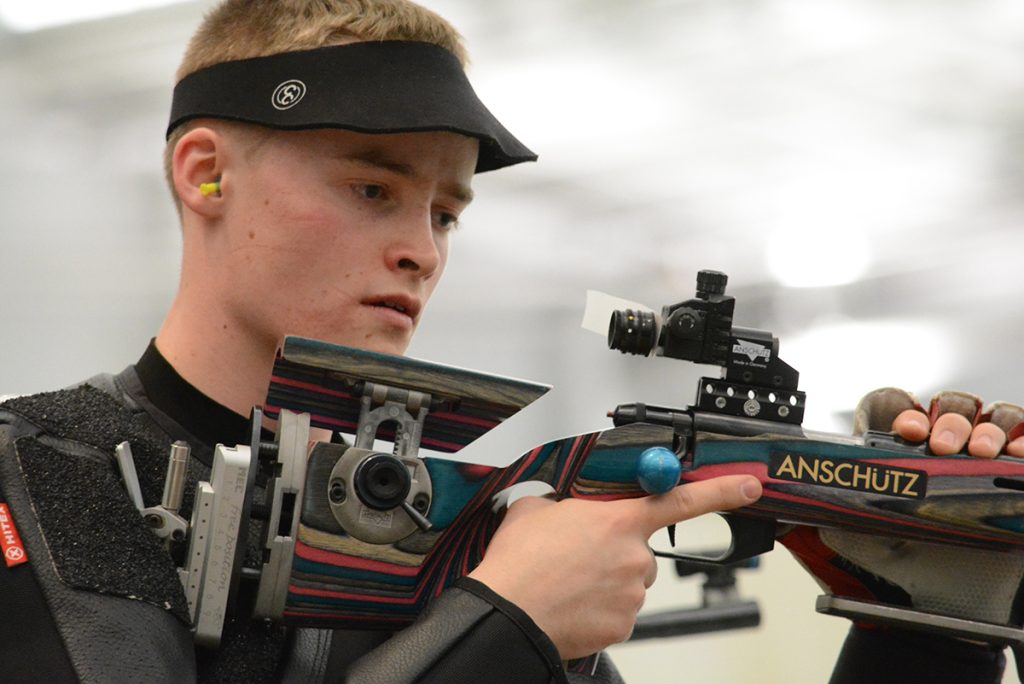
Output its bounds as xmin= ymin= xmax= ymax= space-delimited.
xmin=354 ymin=453 xmax=412 ymax=511
xmin=637 ymin=447 xmax=682 ymax=495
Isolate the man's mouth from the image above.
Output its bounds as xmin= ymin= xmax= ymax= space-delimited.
xmin=364 ymin=296 xmax=420 ymax=321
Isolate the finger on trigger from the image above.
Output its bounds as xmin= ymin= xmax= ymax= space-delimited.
xmin=929 ymin=412 xmax=973 ymax=455
xmin=639 ymin=475 xmax=761 ymax=535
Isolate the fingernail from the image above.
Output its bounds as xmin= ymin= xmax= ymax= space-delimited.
xmin=935 ymin=430 xmax=957 ymax=451
xmin=741 ymin=480 xmax=761 ymax=502
xmin=975 ymin=434 xmax=995 ymax=453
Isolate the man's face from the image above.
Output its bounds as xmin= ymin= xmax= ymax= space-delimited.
xmin=216 ymin=128 xmax=478 ymax=355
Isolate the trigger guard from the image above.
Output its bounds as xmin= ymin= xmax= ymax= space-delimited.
xmin=658 ymin=514 xmax=776 ymax=565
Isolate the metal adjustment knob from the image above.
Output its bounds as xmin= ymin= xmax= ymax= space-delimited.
xmin=696 ymin=270 xmax=728 ymax=298
xmin=354 ymin=453 xmax=412 ymax=511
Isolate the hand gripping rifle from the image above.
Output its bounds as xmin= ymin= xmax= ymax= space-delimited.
xmin=125 ymin=270 xmax=1024 ymax=649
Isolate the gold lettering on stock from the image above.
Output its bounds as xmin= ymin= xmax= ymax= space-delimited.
xmin=768 ymin=452 xmax=926 ymax=499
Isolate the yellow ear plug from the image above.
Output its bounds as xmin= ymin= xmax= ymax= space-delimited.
xmin=199 ymin=181 xmax=222 ymax=197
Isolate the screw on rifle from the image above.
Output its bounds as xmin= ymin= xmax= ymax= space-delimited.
xmin=677 ymin=314 xmax=697 ymax=330
xmin=778 ymin=406 xmax=790 ymax=418
xmin=145 ymin=513 xmax=164 ymax=529
xmin=329 ymin=480 xmax=347 ymax=504
xmin=412 ymin=493 xmax=430 ymax=512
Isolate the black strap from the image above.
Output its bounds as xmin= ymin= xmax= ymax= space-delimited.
xmin=0 ymin=471 xmax=79 ymax=682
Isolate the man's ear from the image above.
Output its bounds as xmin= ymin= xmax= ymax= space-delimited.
xmin=173 ymin=126 xmax=226 ymax=219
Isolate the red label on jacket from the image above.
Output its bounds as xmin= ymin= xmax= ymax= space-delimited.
xmin=0 ymin=504 xmax=28 ymax=567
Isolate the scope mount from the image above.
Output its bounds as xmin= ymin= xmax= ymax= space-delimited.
xmin=608 ymin=269 xmax=806 ymax=426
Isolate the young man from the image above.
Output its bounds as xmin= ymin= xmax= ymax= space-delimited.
xmin=0 ymin=2 xmax=759 ymax=682
xmin=0 ymin=1 xmax=1020 ymax=682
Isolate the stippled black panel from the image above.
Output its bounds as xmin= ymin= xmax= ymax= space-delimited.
xmin=2 ymin=385 xmax=173 ymax=509
xmin=15 ymin=437 xmax=190 ymax=622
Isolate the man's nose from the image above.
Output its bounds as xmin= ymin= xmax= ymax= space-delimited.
xmin=384 ymin=215 xmax=442 ymax=278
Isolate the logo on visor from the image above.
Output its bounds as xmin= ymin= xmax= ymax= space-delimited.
xmin=272 ymin=80 xmax=307 ymax=110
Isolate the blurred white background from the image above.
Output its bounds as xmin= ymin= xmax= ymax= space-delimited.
xmin=2 ymin=0 xmax=1023 ymax=681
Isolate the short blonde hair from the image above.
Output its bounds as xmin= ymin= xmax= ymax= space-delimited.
xmin=164 ymin=0 xmax=468 ymax=205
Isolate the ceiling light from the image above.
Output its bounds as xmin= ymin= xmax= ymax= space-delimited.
xmin=766 ymin=225 xmax=871 ymax=288
xmin=783 ymin=318 xmax=953 ymax=432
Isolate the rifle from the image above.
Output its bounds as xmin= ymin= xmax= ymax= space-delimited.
xmin=121 ymin=269 xmax=1024 ymax=648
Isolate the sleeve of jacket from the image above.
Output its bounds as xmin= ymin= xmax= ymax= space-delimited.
xmin=343 ymin=577 xmax=569 ymax=684
xmin=829 ymin=625 xmax=1006 ymax=684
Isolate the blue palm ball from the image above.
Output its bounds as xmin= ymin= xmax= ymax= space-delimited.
xmin=636 ymin=447 xmax=681 ymax=495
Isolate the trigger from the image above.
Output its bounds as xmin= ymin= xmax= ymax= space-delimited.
xmin=667 ymin=524 xmax=676 ymax=548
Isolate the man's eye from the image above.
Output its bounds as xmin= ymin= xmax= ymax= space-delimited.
xmin=435 ymin=211 xmax=460 ymax=230
xmin=354 ymin=183 xmax=387 ymax=200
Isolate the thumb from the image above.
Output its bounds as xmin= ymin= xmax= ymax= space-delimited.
xmin=637 ymin=475 xmax=761 ymax=535
xmin=502 ymin=494 xmax=557 ymax=525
